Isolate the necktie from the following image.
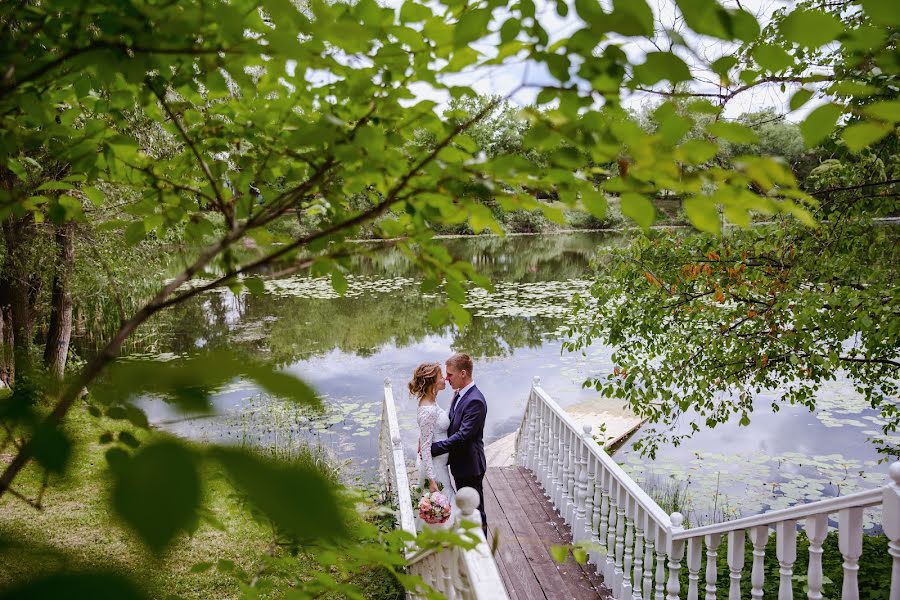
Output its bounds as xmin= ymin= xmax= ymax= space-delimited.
xmin=449 ymin=391 xmax=460 ymax=419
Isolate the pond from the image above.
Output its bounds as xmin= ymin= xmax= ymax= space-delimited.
xmin=87 ymin=231 xmax=892 ymax=527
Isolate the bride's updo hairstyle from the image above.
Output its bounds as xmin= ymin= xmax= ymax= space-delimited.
xmin=408 ymin=362 xmax=441 ymax=400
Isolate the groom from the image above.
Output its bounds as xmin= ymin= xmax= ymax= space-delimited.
xmin=431 ymin=352 xmax=488 ymax=535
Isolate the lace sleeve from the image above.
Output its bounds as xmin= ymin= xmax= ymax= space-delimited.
xmin=418 ymin=405 xmax=438 ymax=481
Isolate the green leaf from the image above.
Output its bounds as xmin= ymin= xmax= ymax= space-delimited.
xmin=124 ymin=221 xmax=146 ymax=245
xmin=29 ymin=423 xmax=72 ymax=474
xmin=447 ymin=300 xmax=471 ymax=330
xmin=841 ymin=122 xmax=893 ymax=152
xmin=581 ymin=190 xmax=607 ymax=221
xmin=453 ymin=9 xmax=492 ymax=48
xmin=36 ymin=181 xmax=73 ymax=191
xmin=860 ymin=0 xmax=900 ymax=26
xmin=243 ymin=276 xmax=265 ymax=296
xmin=632 ymin=52 xmax=691 ymax=86
xmin=862 ymin=100 xmax=900 ymax=122
xmin=0 ymin=573 xmax=149 ymax=600
xmin=706 ymin=121 xmax=759 ymax=144
xmin=752 ymin=44 xmax=793 ymax=72
xmin=800 ymin=103 xmax=843 ymax=148
xmin=399 ymin=1 xmax=432 ymax=22
xmin=779 ymin=9 xmax=843 ymax=48
xmin=619 ymin=193 xmax=655 ymax=229
xmin=675 ymin=139 xmax=718 ymax=165
xmin=549 ymin=544 xmax=568 ymax=563
xmin=82 ymin=186 xmax=105 ymax=207
xmin=710 ymin=56 xmax=738 ymax=79
xmin=190 ymin=562 xmax=214 ymax=574
xmin=500 ymin=18 xmax=520 ymax=44
xmin=683 ymin=196 xmax=721 ymax=233
xmin=211 ymin=447 xmax=346 ymax=541
xmin=789 ymin=89 xmax=813 ymax=112
xmin=330 ymin=269 xmax=348 ymax=295
xmin=111 ymin=441 xmax=201 ymax=555
xmin=572 ymin=546 xmax=588 ymax=564
xmin=241 ymin=363 xmax=320 ymax=406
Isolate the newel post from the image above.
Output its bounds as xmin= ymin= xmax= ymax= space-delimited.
xmin=666 ymin=512 xmax=685 ymax=600
xmin=884 ymin=461 xmax=900 ymax=600
xmin=456 ymin=487 xmax=484 ymax=539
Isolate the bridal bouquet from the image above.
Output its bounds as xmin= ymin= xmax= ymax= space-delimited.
xmin=418 ymin=491 xmax=452 ymax=525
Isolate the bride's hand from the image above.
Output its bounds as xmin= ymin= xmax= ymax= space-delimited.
xmin=429 ymin=480 xmax=438 ymax=493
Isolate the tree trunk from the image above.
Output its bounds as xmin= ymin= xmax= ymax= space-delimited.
xmin=43 ymin=223 xmax=75 ymax=380
xmin=1 ymin=214 xmax=38 ymax=381
xmin=0 ymin=299 xmax=11 ymax=388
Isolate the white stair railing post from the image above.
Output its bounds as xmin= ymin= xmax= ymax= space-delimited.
xmin=575 ymin=424 xmax=591 ymax=543
xmin=686 ymin=537 xmax=702 ymax=600
xmin=655 ymin=519 xmax=668 ymax=600
xmin=599 ymin=466 xmax=612 ymax=574
xmin=727 ymin=529 xmax=745 ymax=600
xmin=703 ymin=533 xmax=721 ymax=600
xmin=805 ymin=513 xmax=828 ymax=600
xmin=563 ymin=425 xmax=576 ymax=525
xmin=616 ymin=482 xmax=628 ymax=596
xmin=775 ymin=519 xmax=797 ymax=600
xmin=884 ymin=462 xmax=900 ymax=600
xmin=589 ymin=453 xmax=603 ymax=566
xmin=550 ymin=413 xmax=562 ymax=507
xmin=633 ymin=502 xmax=646 ymax=600
xmin=538 ymin=397 xmax=550 ymax=493
xmin=623 ymin=495 xmax=635 ymax=598
xmin=606 ymin=477 xmax=619 ymax=583
xmin=749 ymin=525 xmax=768 ymax=600
xmin=838 ymin=507 xmax=863 ymax=600
xmin=666 ymin=512 xmax=685 ymax=600
xmin=644 ymin=516 xmax=656 ymax=600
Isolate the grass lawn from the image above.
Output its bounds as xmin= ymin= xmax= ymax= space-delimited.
xmin=0 ymin=400 xmax=322 ymax=599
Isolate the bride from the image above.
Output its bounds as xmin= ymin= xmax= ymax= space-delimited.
xmin=408 ymin=362 xmax=454 ymax=507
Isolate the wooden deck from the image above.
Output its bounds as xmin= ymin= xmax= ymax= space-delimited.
xmin=484 ymin=466 xmax=611 ymax=600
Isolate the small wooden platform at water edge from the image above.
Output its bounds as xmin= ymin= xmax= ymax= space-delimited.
xmin=484 ymin=466 xmax=611 ymax=600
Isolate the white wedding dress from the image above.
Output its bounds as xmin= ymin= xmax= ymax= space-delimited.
xmin=416 ymin=403 xmax=455 ymax=506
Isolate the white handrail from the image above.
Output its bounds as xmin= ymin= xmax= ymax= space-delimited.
xmin=380 ymin=378 xmax=416 ymax=536
xmin=514 ymin=378 xmax=900 ymax=600
xmin=671 ymin=488 xmax=883 ymax=540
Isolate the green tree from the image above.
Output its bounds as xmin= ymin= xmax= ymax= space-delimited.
xmin=567 ymin=0 xmax=899 ymax=459
xmin=1 ymin=0 xmax=896 ymax=595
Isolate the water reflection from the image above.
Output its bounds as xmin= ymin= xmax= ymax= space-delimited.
xmin=86 ymin=231 xmax=892 ymax=524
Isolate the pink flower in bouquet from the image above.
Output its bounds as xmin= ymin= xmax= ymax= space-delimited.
xmin=419 ymin=491 xmax=452 ymax=524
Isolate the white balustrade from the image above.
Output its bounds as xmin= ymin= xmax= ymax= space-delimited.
xmin=379 ymin=380 xmax=509 ymax=600
xmin=512 ymin=379 xmax=900 ymax=600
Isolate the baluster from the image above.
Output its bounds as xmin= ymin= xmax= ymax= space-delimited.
xmin=686 ymin=537 xmax=702 ymax=600
xmin=589 ymin=455 xmax=603 ymax=567
xmin=606 ymin=478 xmax=618 ymax=582
xmin=885 ymin=463 xmax=900 ymax=600
xmin=633 ymin=503 xmax=645 ymax=600
xmin=575 ymin=425 xmax=591 ymax=543
xmin=750 ymin=525 xmax=769 ymax=600
xmin=540 ymin=403 xmax=552 ymax=494
xmin=615 ymin=485 xmax=628 ymax=596
xmin=535 ymin=398 xmax=546 ymax=488
xmin=598 ymin=468 xmax=611 ymax=574
xmin=727 ymin=529 xmax=745 ymax=600
xmin=666 ymin=513 xmax=685 ymax=600
xmin=838 ymin=507 xmax=863 ymax=600
xmin=550 ymin=416 xmax=562 ymax=510
xmin=561 ymin=425 xmax=575 ymax=523
xmin=704 ymin=533 xmax=721 ymax=600
xmin=440 ymin=548 xmax=453 ymax=598
xmin=655 ymin=520 xmax=668 ymax=600
xmin=644 ymin=517 xmax=656 ymax=600
xmin=805 ymin=514 xmax=827 ymax=600
xmin=567 ymin=426 xmax=580 ymax=527
xmin=623 ymin=495 xmax=635 ymax=598
xmin=776 ymin=519 xmax=797 ymax=600
xmin=521 ymin=392 xmax=534 ymax=469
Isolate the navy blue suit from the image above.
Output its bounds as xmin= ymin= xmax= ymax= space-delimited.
xmin=432 ymin=384 xmax=487 ymax=532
